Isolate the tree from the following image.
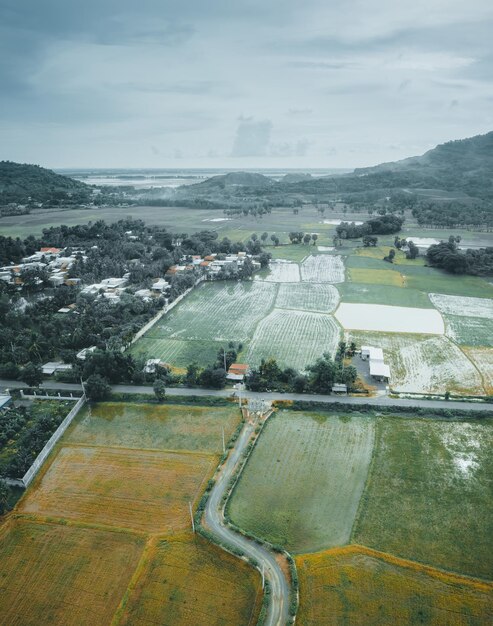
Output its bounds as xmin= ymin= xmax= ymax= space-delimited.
xmin=153 ymin=379 xmax=166 ymax=402
xmin=199 ymin=367 xmax=226 ymax=389
xmin=270 ymin=234 xmax=278 ymax=246
xmin=21 ymin=362 xmax=43 ymax=387
xmin=0 ymin=480 xmax=10 ymax=515
xmin=303 ymin=233 xmax=312 ymax=245
xmin=84 ymin=374 xmax=111 ymax=401
xmin=362 ymin=235 xmax=378 ymax=247
xmin=261 ymin=232 xmax=269 ymax=243
xmin=311 ymin=233 xmax=318 ymax=245
xmin=384 ymin=248 xmax=396 ymax=263
xmin=185 ymin=362 xmax=200 ymax=387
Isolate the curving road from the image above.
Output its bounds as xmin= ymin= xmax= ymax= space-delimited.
xmin=203 ymin=420 xmax=290 ymax=626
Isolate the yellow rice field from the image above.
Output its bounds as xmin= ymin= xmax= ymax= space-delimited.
xmin=19 ymin=445 xmax=217 ymax=533
xmin=296 ymin=545 xmax=493 ymax=626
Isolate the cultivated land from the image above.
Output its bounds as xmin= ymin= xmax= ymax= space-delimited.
xmin=300 ymin=254 xmax=345 ymax=283
xmin=275 ymin=282 xmax=340 ymax=313
xmin=0 ymin=518 xmax=145 ymax=626
xmin=444 ymin=314 xmax=493 ymax=347
xmin=257 ymin=260 xmax=301 ymax=282
xmin=463 ymin=347 xmax=493 ymax=394
xmin=296 ymin=546 xmax=493 ymax=626
xmin=66 ymin=402 xmax=240 ymax=453
xmin=1 ymin=402 xmax=261 ymax=626
xmin=246 ymin=309 xmax=341 ymax=370
xmin=348 ymin=331 xmax=485 ymax=395
xmin=118 ymin=534 xmax=262 ymax=626
xmin=19 ymin=445 xmax=217 ymax=533
xmin=228 ymin=410 xmax=374 ymax=553
xmin=353 ymin=416 xmax=493 ymax=579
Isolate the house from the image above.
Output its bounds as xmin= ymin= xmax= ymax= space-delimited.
xmin=76 ymin=346 xmax=97 ymax=360
xmin=226 ymin=363 xmax=250 ymax=381
xmin=48 ymin=275 xmax=66 ymax=287
xmin=152 ymin=278 xmax=170 ymax=293
xmin=65 ymin=277 xmax=81 ymax=286
xmin=40 ymin=247 xmax=62 ymax=255
xmin=42 ymin=362 xmax=73 ymax=376
xmin=369 ymin=360 xmax=391 ymax=382
xmin=361 ymin=346 xmax=384 ymax=361
xmin=135 ymin=288 xmax=153 ymax=301
xmin=0 ymin=395 xmax=12 ymax=410
xmin=101 ymin=277 xmax=127 ymax=288
xmin=332 ymin=383 xmax=348 ymax=394
xmin=143 ymin=359 xmax=162 ymax=374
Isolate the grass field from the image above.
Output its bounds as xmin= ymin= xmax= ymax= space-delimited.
xmin=67 ymin=403 xmax=240 ymax=453
xmin=353 ymin=416 xmax=493 ymax=579
xmin=301 ymin=254 xmax=345 ymax=283
xmin=275 ymin=282 xmax=340 ymax=313
xmin=245 ymin=309 xmax=341 ymax=370
xmin=296 ymin=545 xmax=493 ymax=626
xmin=348 ymin=267 xmax=405 ymax=287
xmin=118 ymin=533 xmax=261 ymax=626
xmin=336 ymin=303 xmax=444 ymax=334
xmin=336 ymin=283 xmax=433 ymax=308
xmin=19 ymin=445 xmax=216 ymax=533
xmin=348 ymin=331 xmax=485 ymax=395
xmin=228 ymin=411 xmax=374 ymax=553
xmin=0 ymin=518 xmax=145 ymax=626
xmin=445 ymin=315 xmax=493 ymax=347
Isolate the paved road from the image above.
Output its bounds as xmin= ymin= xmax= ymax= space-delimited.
xmin=203 ymin=420 xmax=290 ymax=626
xmin=1 ymin=379 xmax=491 ymax=413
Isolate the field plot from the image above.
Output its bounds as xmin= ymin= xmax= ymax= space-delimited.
xmin=67 ymin=403 xmax=240 ymax=453
xmin=429 ymin=293 xmax=493 ymax=319
xmin=301 ymin=254 xmax=345 ymax=283
xmin=444 ymin=314 xmax=493 ymax=347
xmin=296 ymin=546 xmax=493 ymax=626
xmin=119 ymin=534 xmax=261 ymax=626
xmin=353 ymin=417 xmax=493 ymax=579
xmin=145 ymin=281 xmax=277 ymax=343
xmin=19 ymin=446 xmax=216 ymax=533
xmin=349 ymin=332 xmax=484 ymax=394
xmin=348 ymin=267 xmax=405 ymax=287
xmin=246 ymin=309 xmax=341 ymax=370
xmin=130 ymin=337 xmax=222 ymax=368
xmin=256 ymin=260 xmax=300 ymax=282
xmin=402 ymin=265 xmax=493 ymax=298
xmin=337 ymin=283 xmax=433 ymax=308
xmin=0 ymin=519 xmax=144 ymax=626
xmin=228 ymin=411 xmax=374 ymax=552
xmin=275 ymin=282 xmax=339 ymax=313
xmin=463 ymin=348 xmax=493 ymax=394
xmin=336 ymin=303 xmax=444 ymax=334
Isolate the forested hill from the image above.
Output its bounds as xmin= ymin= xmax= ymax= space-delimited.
xmin=0 ymin=161 xmax=91 ymax=206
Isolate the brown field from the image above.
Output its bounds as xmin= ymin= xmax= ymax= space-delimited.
xmin=19 ymin=445 xmax=216 ymax=533
xmin=296 ymin=545 xmax=493 ymax=626
xmin=0 ymin=518 xmax=144 ymax=626
xmin=116 ymin=533 xmax=261 ymax=626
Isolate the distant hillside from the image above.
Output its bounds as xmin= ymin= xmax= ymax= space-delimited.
xmin=0 ymin=161 xmax=90 ymax=206
xmin=186 ymin=171 xmax=274 ymax=192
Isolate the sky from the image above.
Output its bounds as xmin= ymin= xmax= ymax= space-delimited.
xmin=1 ymin=0 xmax=493 ymax=169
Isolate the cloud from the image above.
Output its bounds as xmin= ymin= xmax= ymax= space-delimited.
xmin=231 ymin=117 xmax=273 ymax=157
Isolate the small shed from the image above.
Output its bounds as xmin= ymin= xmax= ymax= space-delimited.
xmin=0 ymin=395 xmax=12 ymax=410
xmin=369 ymin=361 xmax=391 ymax=382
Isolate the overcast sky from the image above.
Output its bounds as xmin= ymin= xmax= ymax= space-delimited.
xmin=1 ymin=0 xmax=492 ymax=169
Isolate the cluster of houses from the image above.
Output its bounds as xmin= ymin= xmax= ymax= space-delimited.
xmin=361 ymin=346 xmax=391 ymax=383
xmin=166 ymin=252 xmax=261 ymax=279
xmin=0 ymin=247 xmax=84 ymax=288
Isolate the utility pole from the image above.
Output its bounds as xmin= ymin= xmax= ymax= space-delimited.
xmin=222 ymin=427 xmax=225 ymax=454
xmin=223 ymin=347 xmax=227 ymax=372
xmin=80 ymin=377 xmax=86 ymax=398
xmin=238 ymin=383 xmax=243 ymax=408
xmin=262 ymin=563 xmax=265 ymax=589
xmin=189 ymin=501 xmax=195 ymax=533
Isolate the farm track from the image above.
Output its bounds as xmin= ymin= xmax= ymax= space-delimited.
xmin=3 ymin=379 xmax=492 ymax=412
xmin=203 ymin=420 xmax=290 ymax=626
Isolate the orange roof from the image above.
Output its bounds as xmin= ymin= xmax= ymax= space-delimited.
xmin=40 ymin=247 xmax=61 ymax=253
xmin=228 ymin=363 xmax=249 ymax=374
xmin=200 ymin=261 xmax=210 ymax=267
xmin=204 ymin=255 xmax=215 ymax=261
